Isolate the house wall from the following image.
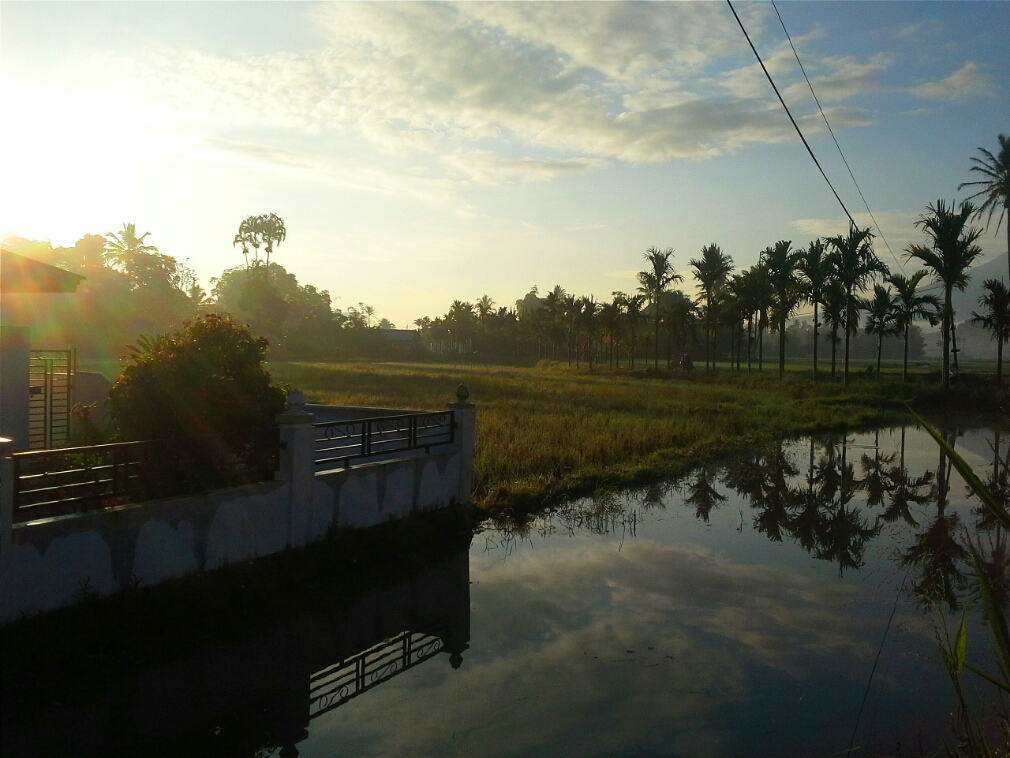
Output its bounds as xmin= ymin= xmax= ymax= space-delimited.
xmin=0 ymin=399 xmax=475 ymax=624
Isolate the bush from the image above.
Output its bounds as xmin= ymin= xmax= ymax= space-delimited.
xmin=109 ymin=314 xmax=287 ymax=486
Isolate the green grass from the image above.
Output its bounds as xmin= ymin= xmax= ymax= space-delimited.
xmin=269 ymin=359 xmax=1009 ymax=517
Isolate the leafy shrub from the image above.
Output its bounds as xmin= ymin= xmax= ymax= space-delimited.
xmin=109 ymin=314 xmax=286 ymax=486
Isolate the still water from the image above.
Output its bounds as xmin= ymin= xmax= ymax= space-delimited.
xmin=4 ymin=422 xmax=1008 ymax=757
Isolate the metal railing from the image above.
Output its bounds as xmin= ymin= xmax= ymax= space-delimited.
xmin=11 ymin=440 xmax=201 ymax=524
xmin=309 ymin=630 xmax=445 ymax=718
xmin=314 ymin=411 xmax=455 ymax=469
xmin=29 ymin=349 xmax=75 ymax=450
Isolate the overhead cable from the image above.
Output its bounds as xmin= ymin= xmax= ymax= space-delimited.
xmin=725 ymin=1 xmax=858 ymax=229
xmin=769 ymin=0 xmax=904 ymax=274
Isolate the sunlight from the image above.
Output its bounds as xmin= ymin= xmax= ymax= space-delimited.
xmin=0 ymin=79 xmax=187 ymax=245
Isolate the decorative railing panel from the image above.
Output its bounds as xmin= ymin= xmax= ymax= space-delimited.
xmin=11 ymin=440 xmax=202 ymax=523
xmin=314 ymin=411 xmax=454 ymax=469
xmin=309 ymin=630 xmax=445 ymax=718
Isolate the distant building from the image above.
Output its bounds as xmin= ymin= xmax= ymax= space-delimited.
xmin=380 ymin=328 xmax=416 ymax=342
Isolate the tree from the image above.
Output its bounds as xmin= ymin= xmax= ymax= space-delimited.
xmin=820 ymin=280 xmax=847 ymax=378
xmin=971 ymin=278 xmax=1010 ymax=386
xmin=637 ymin=246 xmax=683 ymax=370
xmin=761 ymin=240 xmax=801 ymax=379
xmin=796 ymin=239 xmax=830 ymax=381
xmin=233 ymin=213 xmax=287 ymax=270
xmin=859 ymin=284 xmax=900 ymax=379
xmin=959 ymin=134 xmax=1010 ymax=282
xmin=905 ymin=200 xmax=984 ymax=388
xmin=108 ymin=314 xmax=286 ymax=486
xmin=825 ymin=225 xmax=885 ymax=386
xmin=888 ymin=270 xmax=941 ymax=382
xmin=689 ymin=244 xmax=734 ymax=372
xmin=617 ymin=292 xmax=647 ymax=368
xmin=105 ymin=223 xmax=178 ymax=290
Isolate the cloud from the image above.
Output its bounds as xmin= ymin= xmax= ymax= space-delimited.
xmin=444 ymin=152 xmax=609 ymax=185
xmin=910 ymin=61 xmax=995 ymax=101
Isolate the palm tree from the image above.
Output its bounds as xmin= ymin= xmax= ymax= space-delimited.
xmin=888 ymin=270 xmax=941 ymax=382
xmin=795 ymin=239 xmax=830 ymax=381
xmin=234 ymin=213 xmax=287 ymax=271
xmin=105 ymin=223 xmax=163 ymax=283
xmin=859 ymin=284 xmax=900 ymax=379
xmin=971 ymin=278 xmax=1010 ymax=386
xmin=622 ymin=294 xmax=647 ymax=368
xmin=825 ymin=225 xmax=885 ymax=386
xmin=959 ymin=134 xmax=1010 ymax=281
xmin=761 ymin=240 xmax=801 ymax=379
xmin=637 ymin=247 xmax=683 ymax=371
xmin=905 ymin=200 xmax=984 ymax=388
xmin=820 ymin=280 xmax=847 ymax=378
xmin=689 ymin=244 xmax=734 ymax=372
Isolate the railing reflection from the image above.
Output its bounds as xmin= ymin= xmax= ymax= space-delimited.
xmin=1 ymin=546 xmax=471 ymax=758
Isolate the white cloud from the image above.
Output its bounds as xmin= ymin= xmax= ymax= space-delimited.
xmin=910 ymin=61 xmax=994 ymax=101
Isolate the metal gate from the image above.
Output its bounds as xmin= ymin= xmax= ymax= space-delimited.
xmin=29 ymin=349 xmax=75 ymax=449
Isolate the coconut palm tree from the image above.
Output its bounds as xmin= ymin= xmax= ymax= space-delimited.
xmin=888 ymin=270 xmax=941 ymax=382
xmin=689 ymin=244 xmax=734 ymax=372
xmin=795 ymin=239 xmax=830 ymax=381
xmin=971 ymin=278 xmax=1010 ymax=386
xmin=859 ymin=284 xmax=900 ymax=379
xmin=959 ymin=134 xmax=1010 ymax=281
xmin=105 ymin=223 xmax=169 ymax=286
xmin=905 ymin=200 xmax=984 ymax=388
xmin=761 ymin=240 xmax=802 ymax=379
xmin=825 ymin=225 xmax=886 ymax=386
xmin=637 ymin=246 xmax=683 ymax=371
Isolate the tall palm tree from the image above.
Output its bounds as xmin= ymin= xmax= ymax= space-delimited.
xmin=820 ymin=280 xmax=846 ymax=378
xmin=105 ymin=223 xmax=163 ymax=283
xmin=795 ymin=239 xmax=830 ymax=381
xmin=859 ymin=284 xmax=900 ymax=379
xmin=888 ymin=270 xmax=941 ymax=382
xmin=689 ymin=244 xmax=734 ymax=372
xmin=761 ymin=240 xmax=801 ymax=379
xmin=905 ymin=200 xmax=984 ymax=388
xmin=959 ymin=134 xmax=1010 ymax=281
xmin=637 ymin=247 xmax=683 ymax=371
xmin=825 ymin=225 xmax=885 ymax=386
xmin=971 ymin=278 xmax=1010 ymax=386
xmin=622 ymin=295 xmax=646 ymax=369
xmin=234 ymin=213 xmax=287 ymax=271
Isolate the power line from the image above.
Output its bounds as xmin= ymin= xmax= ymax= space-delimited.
xmin=769 ymin=0 xmax=904 ymax=275
xmin=725 ymin=0 xmax=858 ymax=230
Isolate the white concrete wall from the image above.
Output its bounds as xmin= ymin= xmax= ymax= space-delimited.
xmin=0 ymin=400 xmax=476 ymax=624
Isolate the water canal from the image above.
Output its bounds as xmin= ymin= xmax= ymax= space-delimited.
xmin=3 ymin=420 xmax=1008 ymax=757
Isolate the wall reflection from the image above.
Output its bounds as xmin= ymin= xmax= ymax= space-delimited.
xmin=1 ymin=547 xmax=471 ymax=758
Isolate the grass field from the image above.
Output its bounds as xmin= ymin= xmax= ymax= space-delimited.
xmin=260 ymin=359 xmax=1008 ymax=515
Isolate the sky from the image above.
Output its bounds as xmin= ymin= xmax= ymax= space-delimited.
xmin=1 ymin=1 xmax=1007 ymax=328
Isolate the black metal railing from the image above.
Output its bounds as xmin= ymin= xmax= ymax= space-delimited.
xmin=314 ymin=411 xmax=455 ymax=469
xmin=11 ymin=440 xmax=205 ymax=523
xmin=309 ymin=630 xmax=445 ymax=718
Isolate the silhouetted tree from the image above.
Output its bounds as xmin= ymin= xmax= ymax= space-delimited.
xmin=959 ymin=134 xmax=1009 ymax=281
xmin=971 ymin=278 xmax=1010 ymax=386
xmin=906 ymin=200 xmax=984 ymax=388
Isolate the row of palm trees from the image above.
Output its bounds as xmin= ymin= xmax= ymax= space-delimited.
xmin=417 ymin=206 xmax=1007 ymax=385
xmin=417 ymin=134 xmax=1009 ymax=383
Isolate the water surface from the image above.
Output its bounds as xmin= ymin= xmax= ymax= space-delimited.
xmin=3 ymin=421 xmax=1007 ymax=757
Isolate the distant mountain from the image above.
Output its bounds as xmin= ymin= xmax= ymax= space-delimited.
xmin=952 ymin=252 xmax=1008 ymax=320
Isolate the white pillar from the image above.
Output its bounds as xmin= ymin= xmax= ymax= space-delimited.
xmin=276 ymin=390 xmax=316 ymax=547
xmin=448 ymin=384 xmax=475 ymax=505
xmin=0 ymin=437 xmax=13 ymax=555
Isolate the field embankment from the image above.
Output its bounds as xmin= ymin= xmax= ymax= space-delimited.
xmin=270 ymin=360 xmax=1009 ymax=517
